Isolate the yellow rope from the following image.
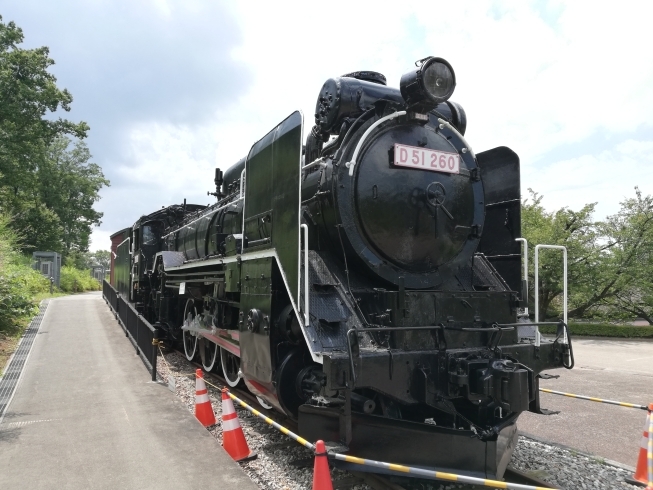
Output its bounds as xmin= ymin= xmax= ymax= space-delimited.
xmin=540 ymin=388 xmax=648 ymax=410
xmin=156 ymin=350 xmax=552 ymax=490
xmin=157 ymin=347 xmax=197 ymax=378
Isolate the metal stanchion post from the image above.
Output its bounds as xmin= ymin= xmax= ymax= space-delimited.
xmin=151 ymin=326 xmax=159 ymax=382
xmin=135 ymin=315 xmax=140 ymax=355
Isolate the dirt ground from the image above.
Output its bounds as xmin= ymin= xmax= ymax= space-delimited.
xmin=0 ymin=334 xmax=20 ymax=376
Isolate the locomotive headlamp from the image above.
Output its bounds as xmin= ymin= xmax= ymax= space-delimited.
xmin=400 ymin=57 xmax=456 ymax=112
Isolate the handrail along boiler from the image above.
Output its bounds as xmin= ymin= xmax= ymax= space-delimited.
xmin=111 ymin=57 xmax=572 ymax=479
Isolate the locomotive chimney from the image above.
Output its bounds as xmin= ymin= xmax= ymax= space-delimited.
xmin=214 ymin=168 xmax=223 ymax=199
xmin=208 ymin=167 xmax=224 ymax=200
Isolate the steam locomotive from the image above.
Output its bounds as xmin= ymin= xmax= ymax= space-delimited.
xmin=110 ymin=56 xmax=572 ymax=479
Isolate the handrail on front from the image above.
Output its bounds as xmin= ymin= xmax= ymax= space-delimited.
xmin=534 ymin=245 xmax=568 ymax=346
xmin=515 ymin=238 xmax=529 ymax=316
xmin=300 ymin=224 xmax=309 ymax=326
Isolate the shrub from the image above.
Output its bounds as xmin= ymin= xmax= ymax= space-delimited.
xmin=0 ymin=212 xmax=50 ymax=332
xmin=60 ymin=265 xmax=101 ymax=292
xmin=0 ymin=265 xmax=49 ymax=332
xmin=540 ymin=322 xmax=653 ymax=338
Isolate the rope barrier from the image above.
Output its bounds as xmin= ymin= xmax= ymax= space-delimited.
xmin=332 ymin=452 xmax=553 ymax=490
xmin=224 ymin=391 xmax=315 ymax=451
xmin=539 ymin=388 xmax=649 ymax=410
xmin=219 ymin=389 xmax=552 ymax=490
xmin=155 ymin=350 xmax=554 ymax=489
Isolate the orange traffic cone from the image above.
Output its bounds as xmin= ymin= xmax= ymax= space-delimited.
xmin=221 ymin=388 xmax=256 ymax=461
xmin=647 ymin=403 xmax=653 ymax=490
xmin=629 ymin=404 xmax=653 ymax=488
xmin=194 ymin=369 xmax=216 ymax=427
xmin=312 ymin=440 xmax=333 ymax=490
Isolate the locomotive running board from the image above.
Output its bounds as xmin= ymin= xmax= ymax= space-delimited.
xmin=298 ymin=404 xmax=518 ymax=480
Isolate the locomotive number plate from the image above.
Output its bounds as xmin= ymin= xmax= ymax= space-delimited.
xmin=393 ymin=143 xmax=460 ymax=174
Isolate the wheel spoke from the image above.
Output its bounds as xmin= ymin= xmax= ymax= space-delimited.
xmin=202 ymin=340 xmax=218 ymax=371
xmin=220 ymin=347 xmax=241 ymax=387
xmin=182 ymin=299 xmax=198 ymax=361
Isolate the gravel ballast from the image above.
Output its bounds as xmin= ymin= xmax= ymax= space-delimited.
xmin=155 ymin=350 xmax=643 ymax=490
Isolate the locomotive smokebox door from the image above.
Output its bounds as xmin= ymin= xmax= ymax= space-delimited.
xmin=239 ymin=111 xmax=305 ymax=402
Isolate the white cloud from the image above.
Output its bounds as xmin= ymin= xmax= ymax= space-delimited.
xmin=522 ymin=138 xmax=653 ymax=218
xmin=14 ymin=0 xmax=644 ymax=251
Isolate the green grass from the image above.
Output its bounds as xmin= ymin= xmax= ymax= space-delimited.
xmin=540 ymin=322 xmax=653 ymax=338
xmin=34 ymin=291 xmax=68 ymax=301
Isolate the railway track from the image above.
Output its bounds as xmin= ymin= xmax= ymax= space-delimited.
xmin=167 ymin=348 xmax=556 ymax=490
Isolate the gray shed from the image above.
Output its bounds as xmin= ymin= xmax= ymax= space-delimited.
xmin=32 ymin=251 xmax=62 ymax=287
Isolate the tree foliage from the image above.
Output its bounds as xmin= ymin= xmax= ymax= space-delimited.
xmin=597 ymin=190 xmax=653 ymax=323
xmin=65 ymin=249 xmax=110 ymax=270
xmin=0 ymin=16 xmax=88 ymax=191
xmin=522 ymin=188 xmax=653 ymax=323
xmin=521 ymin=190 xmax=600 ymax=318
xmin=0 ymin=16 xmax=107 ymax=257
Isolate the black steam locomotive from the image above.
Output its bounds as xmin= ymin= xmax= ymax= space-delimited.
xmin=111 ymin=57 xmax=572 ymax=479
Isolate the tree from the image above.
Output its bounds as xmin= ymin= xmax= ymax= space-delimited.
xmin=522 ymin=188 xmax=653 ymax=323
xmin=0 ymin=198 xmax=63 ymax=252
xmin=596 ymin=189 xmax=653 ymax=324
xmin=521 ymin=190 xmax=602 ymax=319
xmin=89 ymin=250 xmax=110 ymax=270
xmin=2 ymin=136 xmax=108 ymax=254
xmin=0 ymin=16 xmax=107 ymax=256
xmin=0 ymin=16 xmax=89 ymax=194
xmin=37 ymin=137 xmax=108 ymax=254
xmin=0 ymin=17 xmax=103 ymax=257
xmin=65 ymin=249 xmax=110 ymax=270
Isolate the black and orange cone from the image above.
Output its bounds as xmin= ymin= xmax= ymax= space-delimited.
xmin=221 ymin=388 xmax=256 ymax=461
xmin=312 ymin=440 xmax=333 ymax=490
xmin=629 ymin=404 xmax=653 ymax=488
xmin=194 ymin=369 xmax=216 ymax=427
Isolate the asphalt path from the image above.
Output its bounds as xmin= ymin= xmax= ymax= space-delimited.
xmin=0 ymin=292 xmax=258 ymax=490
xmin=518 ymin=336 xmax=653 ymax=467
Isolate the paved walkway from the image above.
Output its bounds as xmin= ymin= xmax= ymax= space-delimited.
xmin=0 ymin=292 xmax=258 ymax=490
xmin=519 ymin=337 xmax=653 ymax=467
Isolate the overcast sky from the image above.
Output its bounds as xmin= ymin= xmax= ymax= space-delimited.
xmin=4 ymin=0 xmax=653 ymax=251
